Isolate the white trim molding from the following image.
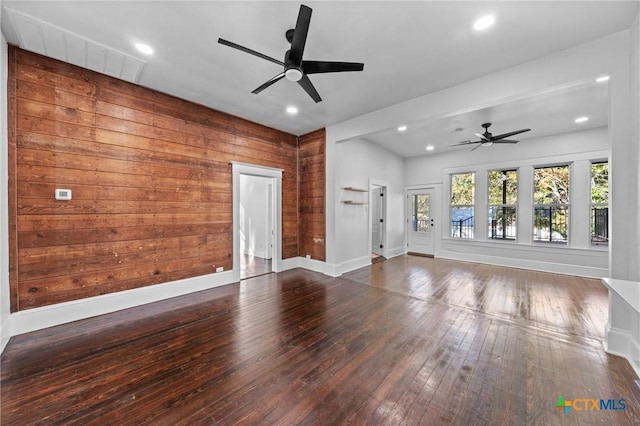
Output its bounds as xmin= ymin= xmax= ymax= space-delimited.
xmin=602 ymin=278 xmax=640 ymax=378
xmin=11 ymin=270 xmax=236 ymax=336
xmin=231 ymin=162 xmax=283 ymax=279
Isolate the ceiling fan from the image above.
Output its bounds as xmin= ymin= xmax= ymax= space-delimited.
xmin=452 ymin=122 xmax=531 ymax=151
xmin=218 ymin=4 xmax=364 ymax=103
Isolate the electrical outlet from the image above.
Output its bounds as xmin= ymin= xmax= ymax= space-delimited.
xmin=216 ymin=267 xmax=224 ymax=273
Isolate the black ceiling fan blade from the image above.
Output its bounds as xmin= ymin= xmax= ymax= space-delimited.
xmin=289 ymin=5 xmax=312 ymax=65
xmin=491 ymin=128 xmax=531 ymax=141
xmin=302 ymin=61 xmax=364 ymax=74
xmin=252 ymin=73 xmax=286 ymax=94
xmin=493 ymin=139 xmax=519 ymax=143
xmin=450 ymin=140 xmax=482 ymax=147
xmin=297 ymin=74 xmax=322 ymax=103
xmin=218 ymin=38 xmax=284 ymax=66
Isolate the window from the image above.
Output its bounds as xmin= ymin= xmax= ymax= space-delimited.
xmin=410 ymin=194 xmax=431 ymax=232
xmin=533 ymin=165 xmax=569 ymax=243
xmin=450 ymin=172 xmax=475 ymax=238
xmin=488 ymin=169 xmax=517 ymax=240
xmin=590 ymin=161 xmax=608 ymax=246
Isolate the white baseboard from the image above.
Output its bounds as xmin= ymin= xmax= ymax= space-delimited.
xmin=280 ymin=256 xmax=301 ymax=271
xmin=334 ymin=255 xmax=371 ymax=276
xmin=602 ymin=278 xmax=640 ymax=379
xmin=7 ymin=257 xmax=340 ymax=342
xmin=11 ymin=270 xmax=236 ymax=337
xmin=384 ymin=246 xmax=407 ymax=259
xmin=1 ymin=314 xmax=11 ymax=353
xmin=604 ymin=323 xmax=640 ymax=378
xmin=282 ymin=255 xmax=371 ymax=277
xmin=439 ymin=250 xmax=608 ymax=278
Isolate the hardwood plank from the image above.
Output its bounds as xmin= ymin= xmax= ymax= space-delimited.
xmin=2 ymin=258 xmax=640 ymax=424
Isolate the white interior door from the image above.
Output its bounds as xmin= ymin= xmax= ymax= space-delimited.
xmin=371 ymin=186 xmax=384 ymax=255
xmin=407 ymin=189 xmax=435 ymax=255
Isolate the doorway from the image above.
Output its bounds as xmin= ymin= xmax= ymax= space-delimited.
xmin=232 ymin=162 xmax=283 ymax=282
xmin=239 ymin=175 xmax=274 ymax=279
xmin=407 ymin=188 xmax=436 ymax=256
xmin=370 ymin=183 xmax=387 ymax=263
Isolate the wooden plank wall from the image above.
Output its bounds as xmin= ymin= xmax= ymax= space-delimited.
xmin=298 ymin=129 xmax=326 ymax=261
xmin=7 ymin=46 xmax=304 ymax=311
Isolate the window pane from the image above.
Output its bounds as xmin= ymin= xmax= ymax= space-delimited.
xmin=411 ymin=194 xmax=431 ymax=233
xmin=450 ymin=207 xmax=474 ymax=238
xmin=591 ymin=162 xmax=608 ymax=203
xmin=450 ymin=172 xmax=474 ymax=239
xmin=590 ymin=162 xmax=608 ymax=246
xmin=534 ymin=165 xmax=569 ymax=204
xmin=533 ymin=206 xmax=568 ymax=242
xmin=451 ymin=173 xmax=475 ymax=205
xmin=591 ymin=206 xmax=608 ymax=245
xmin=488 ymin=206 xmax=517 ymax=239
xmin=488 ymin=170 xmax=517 ymax=204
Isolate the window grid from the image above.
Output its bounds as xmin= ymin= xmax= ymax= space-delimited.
xmin=450 ymin=172 xmax=475 ymax=239
xmin=488 ymin=169 xmax=517 ymax=240
xmin=533 ymin=165 xmax=570 ymax=243
xmin=590 ymin=161 xmax=609 ymax=246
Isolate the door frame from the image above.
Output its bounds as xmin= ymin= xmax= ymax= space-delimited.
xmin=405 ymin=184 xmax=442 ymax=257
xmin=232 ymin=162 xmax=283 ymax=282
xmin=368 ymin=178 xmax=388 ymax=259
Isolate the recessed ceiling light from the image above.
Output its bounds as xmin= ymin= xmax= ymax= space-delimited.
xmin=135 ymin=43 xmax=154 ymax=55
xmin=596 ymin=75 xmax=610 ymax=83
xmin=473 ymin=15 xmax=495 ymax=31
xmin=397 ymin=125 xmax=407 ymax=132
xmin=426 ymin=145 xmax=435 ymax=151
xmin=575 ymin=116 xmax=589 ymax=123
xmin=286 ymin=105 xmax=298 ymax=115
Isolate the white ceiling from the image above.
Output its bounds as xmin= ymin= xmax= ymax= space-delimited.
xmin=361 ymin=79 xmax=610 ymax=157
xmin=1 ymin=1 xmax=638 ymax=157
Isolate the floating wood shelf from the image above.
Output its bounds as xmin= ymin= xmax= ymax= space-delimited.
xmin=343 ymin=186 xmax=368 ymax=192
xmin=343 ymin=200 xmax=368 ymax=205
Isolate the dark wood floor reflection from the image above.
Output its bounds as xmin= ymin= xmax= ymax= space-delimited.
xmin=240 ymin=254 xmax=272 ymax=279
xmin=2 ymin=255 xmax=639 ymax=425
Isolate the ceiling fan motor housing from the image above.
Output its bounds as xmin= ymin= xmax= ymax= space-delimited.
xmin=284 ymin=50 xmax=303 ymax=81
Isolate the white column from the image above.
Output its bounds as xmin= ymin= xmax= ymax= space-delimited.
xmin=570 ymin=160 xmax=591 ymax=248
xmin=517 ymin=166 xmax=533 ymax=244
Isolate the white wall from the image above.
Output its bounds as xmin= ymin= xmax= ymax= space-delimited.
xmin=239 ymin=175 xmax=270 ymax=259
xmin=1 ymin=30 xmax=12 ymax=351
xmin=405 ymin=127 xmax=608 ymax=185
xmin=405 ymin=128 xmax=609 ymax=277
xmin=631 ymin=14 xmax=640 ymax=281
xmin=334 ymin=138 xmax=405 ymax=272
xmin=327 ymin=29 xmax=636 ymax=280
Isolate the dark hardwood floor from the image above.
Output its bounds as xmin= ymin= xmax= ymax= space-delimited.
xmin=2 ymin=255 xmax=639 ymax=425
xmin=241 ymin=254 xmax=272 ymax=280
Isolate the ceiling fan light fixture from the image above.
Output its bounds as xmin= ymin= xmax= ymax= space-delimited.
xmin=285 ymin=68 xmax=303 ymax=82
xmin=481 ymin=141 xmax=493 ymax=147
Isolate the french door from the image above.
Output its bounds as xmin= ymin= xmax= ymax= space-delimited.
xmin=407 ymin=188 xmax=435 ymax=256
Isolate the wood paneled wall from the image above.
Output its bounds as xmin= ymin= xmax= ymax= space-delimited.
xmin=7 ymin=46 xmax=309 ymax=311
xmin=298 ymin=129 xmax=326 ymax=261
